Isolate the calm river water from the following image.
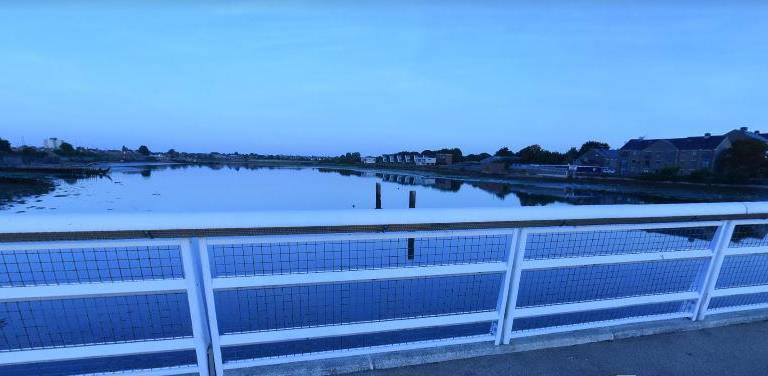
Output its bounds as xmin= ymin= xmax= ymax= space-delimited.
xmin=4 ymin=163 xmax=768 ymax=214
xmin=2 ymin=163 xmax=768 ymax=375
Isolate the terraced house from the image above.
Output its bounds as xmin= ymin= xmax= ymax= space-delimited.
xmin=617 ymin=127 xmax=768 ymax=176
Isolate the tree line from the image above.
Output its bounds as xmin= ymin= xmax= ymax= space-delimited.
xmin=0 ymin=138 xmax=153 ymax=158
xmin=388 ymin=141 xmax=610 ymax=165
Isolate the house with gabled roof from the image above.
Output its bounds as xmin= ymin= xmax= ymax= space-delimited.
xmin=617 ymin=127 xmax=767 ymax=176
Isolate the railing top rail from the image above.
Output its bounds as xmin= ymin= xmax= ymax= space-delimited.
xmin=1 ymin=202 xmax=767 ymax=242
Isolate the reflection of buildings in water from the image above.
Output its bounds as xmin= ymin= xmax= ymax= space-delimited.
xmin=465 ymin=181 xmax=686 ymax=206
xmin=120 ymin=168 xmax=153 ymax=178
xmin=433 ymin=178 xmax=462 ymax=192
xmin=470 ymin=182 xmax=514 ymax=199
xmin=515 ymin=192 xmax=561 ymax=206
xmin=730 ymin=224 xmax=768 ymax=244
xmin=468 ymin=181 xmax=565 ymax=205
xmin=645 ymin=227 xmax=717 ymax=244
xmin=378 ymin=173 xmax=462 ymax=192
xmin=317 ymin=168 xmax=365 ymax=177
xmin=632 ymin=225 xmax=768 ymax=247
xmin=333 ymin=168 xmax=699 ymax=207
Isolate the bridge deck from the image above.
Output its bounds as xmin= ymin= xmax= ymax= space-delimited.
xmin=358 ymin=319 xmax=768 ymax=376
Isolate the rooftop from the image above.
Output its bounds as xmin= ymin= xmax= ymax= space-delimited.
xmin=620 ymin=135 xmax=728 ymax=151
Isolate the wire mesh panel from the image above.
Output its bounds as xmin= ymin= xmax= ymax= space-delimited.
xmin=729 ymin=224 xmax=768 ymax=248
xmin=516 ymin=259 xmax=709 ymax=307
xmin=704 ymin=222 xmax=768 ymax=315
xmin=512 ymin=301 xmax=696 ymax=332
xmin=0 ymin=245 xmax=184 ymax=287
xmin=210 ymin=234 xmax=512 ymax=277
xmin=0 ymin=240 xmax=209 ymax=376
xmin=0 ymin=350 xmax=198 ymax=376
xmin=221 ymin=322 xmax=495 ymax=364
xmin=504 ymin=223 xmax=720 ymax=341
xmin=709 ymin=293 xmax=768 ymax=311
xmin=716 ymin=253 xmax=768 ymax=289
xmin=215 ymin=274 xmax=503 ymax=334
xmin=524 ymin=226 xmax=716 ymax=260
xmin=202 ymin=232 xmax=513 ymax=373
xmin=0 ymin=293 xmax=192 ymax=351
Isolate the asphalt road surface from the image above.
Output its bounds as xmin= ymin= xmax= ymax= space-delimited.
xmin=356 ymin=320 xmax=768 ymax=376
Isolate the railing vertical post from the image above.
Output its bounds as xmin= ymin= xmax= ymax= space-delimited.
xmin=694 ymin=221 xmax=735 ymax=321
xmin=494 ymin=229 xmax=521 ymax=345
xmin=497 ymin=228 xmax=527 ymax=345
xmin=198 ymin=238 xmax=225 ymax=376
xmin=180 ymin=239 xmax=212 ymax=376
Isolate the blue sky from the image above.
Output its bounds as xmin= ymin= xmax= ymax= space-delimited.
xmin=1 ymin=1 xmax=767 ymax=155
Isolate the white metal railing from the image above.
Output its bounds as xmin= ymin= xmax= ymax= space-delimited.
xmin=1 ymin=203 xmax=768 ymax=376
xmin=0 ymin=239 xmax=211 ymax=376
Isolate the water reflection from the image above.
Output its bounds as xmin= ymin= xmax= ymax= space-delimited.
xmin=4 ymin=163 xmax=768 ymax=215
xmin=0 ymin=174 xmax=105 ymax=212
xmin=378 ymin=173 xmax=462 ymax=193
xmin=318 ymin=169 xmax=693 ymax=206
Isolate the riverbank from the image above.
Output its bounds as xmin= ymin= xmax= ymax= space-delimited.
xmin=0 ymin=165 xmax=110 ymax=177
xmin=3 ymin=160 xmax=768 ymax=215
xmin=181 ymin=157 xmax=767 ymax=192
xmin=340 ymin=163 xmax=768 ymax=191
xmin=133 ymin=160 xmax=768 ymax=202
xmin=0 ymin=176 xmax=56 ymax=210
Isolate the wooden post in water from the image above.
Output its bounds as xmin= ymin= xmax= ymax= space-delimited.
xmin=375 ymin=183 xmax=382 ymax=209
xmin=407 ymin=190 xmax=416 ymax=260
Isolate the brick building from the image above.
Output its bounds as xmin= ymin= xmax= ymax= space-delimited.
xmin=617 ymin=127 xmax=768 ymax=176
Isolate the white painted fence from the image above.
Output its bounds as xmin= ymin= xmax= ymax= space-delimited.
xmin=2 ymin=203 xmax=768 ymax=376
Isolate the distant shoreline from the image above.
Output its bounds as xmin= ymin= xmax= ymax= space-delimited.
xmin=233 ymin=160 xmax=768 ymax=192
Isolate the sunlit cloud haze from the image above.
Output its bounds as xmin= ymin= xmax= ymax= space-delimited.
xmin=1 ymin=1 xmax=767 ymax=155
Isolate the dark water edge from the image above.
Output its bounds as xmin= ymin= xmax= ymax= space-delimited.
xmin=315 ymin=164 xmax=768 ymax=205
xmin=2 ymin=162 xmax=768 ymax=214
xmin=0 ymin=176 xmax=56 ymax=212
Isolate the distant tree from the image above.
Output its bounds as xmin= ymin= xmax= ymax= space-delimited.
xmin=166 ymin=148 xmax=179 ymax=157
xmin=137 ymin=145 xmax=151 ymax=156
xmin=417 ymin=148 xmax=463 ymax=162
xmin=517 ymin=144 xmax=545 ymax=163
xmin=495 ymin=147 xmax=513 ymax=157
xmin=464 ymin=153 xmax=492 ymax=162
xmin=577 ymin=141 xmax=610 ymax=157
xmin=716 ymin=139 xmax=768 ymax=182
xmin=564 ymin=147 xmax=580 ymax=163
xmin=21 ymin=146 xmax=39 ymax=155
xmin=517 ymin=144 xmax=568 ymax=165
xmin=0 ymin=138 xmax=11 ymax=153
xmin=121 ymin=145 xmax=130 ymax=153
xmin=346 ymin=152 xmax=361 ymax=163
xmin=330 ymin=152 xmax=361 ymax=164
xmin=438 ymin=148 xmax=464 ymax=162
xmin=55 ymin=142 xmax=76 ymax=156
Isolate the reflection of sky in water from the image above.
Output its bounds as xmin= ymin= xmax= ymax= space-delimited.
xmin=3 ymin=182 xmax=768 ymax=374
xmin=7 ymin=163 xmax=755 ymax=215
xmin=2 ymin=165 xmax=544 ymax=214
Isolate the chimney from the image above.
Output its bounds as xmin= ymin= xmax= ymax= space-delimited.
xmin=704 ymin=133 xmax=711 ymax=138
xmin=741 ymin=126 xmax=749 ymax=131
